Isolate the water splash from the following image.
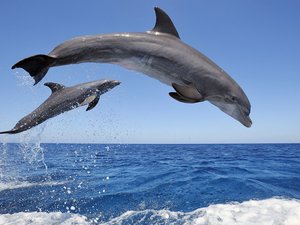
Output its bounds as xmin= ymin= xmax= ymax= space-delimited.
xmin=0 ymin=138 xmax=22 ymax=185
xmin=102 ymin=198 xmax=300 ymax=225
xmin=18 ymin=123 xmax=48 ymax=171
xmin=0 ymin=142 xmax=8 ymax=181
xmin=15 ymin=70 xmax=34 ymax=87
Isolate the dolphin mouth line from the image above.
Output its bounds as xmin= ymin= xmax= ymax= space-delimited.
xmin=111 ymin=80 xmax=121 ymax=85
xmin=238 ymin=106 xmax=252 ymax=128
xmin=208 ymin=98 xmax=252 ymax=128
xmin=243 ymin=116 xmax=252 ymax=128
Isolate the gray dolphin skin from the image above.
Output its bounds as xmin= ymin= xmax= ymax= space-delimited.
xmin=0 ymin=80 xmax=120 ymax=134
xmin=12 ymin=7 xmax=251 ymax=127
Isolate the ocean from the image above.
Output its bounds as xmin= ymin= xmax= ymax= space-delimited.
xmin=0 ymin=143 xmax=299 ymax=225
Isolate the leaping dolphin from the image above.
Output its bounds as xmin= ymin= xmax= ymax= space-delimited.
xmin=12 ymin=7 xmax=252 ymax=127
xmin=0 ymin=80 xmax=120 ymax=134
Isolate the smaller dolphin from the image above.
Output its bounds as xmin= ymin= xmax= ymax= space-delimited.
xmin=0 ymin=80 xmax=120 ymax=134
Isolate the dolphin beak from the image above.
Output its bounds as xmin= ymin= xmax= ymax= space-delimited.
xmin=96 ymin=80 xmax=121 ymax=94
xmin=111 ymin=80 xmax=121 ymax=86
xmin=209 ymin=99 xmax=252 ymax=128
xmin=241 ymin=115 xmax=252 ymax=128
xmin=104 ymin=80 xmax=121 ymax=90
xmin=108 ymin=80 xmax=121 ymax=88
xmin=237 ymin=104 xmax=252 ymax=128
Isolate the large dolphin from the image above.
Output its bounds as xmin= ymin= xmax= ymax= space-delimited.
xmin=12 ymin=7 xmax=252 ymax=127
xmin=0 ymin=80 xmax=120 ymax=134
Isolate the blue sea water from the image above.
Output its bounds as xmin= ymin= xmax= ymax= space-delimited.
xmin=0 ymin=143 xmax=299 ymax=224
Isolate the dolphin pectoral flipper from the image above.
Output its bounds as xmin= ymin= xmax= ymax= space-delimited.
xmin=86 ymin=95 xmax=100 ymax=111
xmin=169 ymin=92 xmax=199 ymax=103
xmin=172 ymin=83 xmax=204 ymax=102
xmin=12 ymin=54 xmax=55 ymax=85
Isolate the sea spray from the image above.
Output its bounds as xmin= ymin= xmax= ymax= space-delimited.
xmin=18 ymin=123 xmax=48 ymax=171
xmin=100 ymin=198 xmax=300 ymax=225
xmin=0 ymin=139 xmax=20 ymax=183
xmin=1 ymin=197 xmax=298 ymax=225
xmin=16 ymin=70 xmax=35 ymax=87
xmin=0 ymin=142 xmax=8 ymax=181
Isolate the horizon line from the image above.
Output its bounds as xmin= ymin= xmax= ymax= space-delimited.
xmin=1 ymin=142 xmax=299 ymax=145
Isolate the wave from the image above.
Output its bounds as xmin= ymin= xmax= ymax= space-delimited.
xmin=0 ymin=197 xmax=299 ymax=225
xmin=0 ymin=212 xmax=89 ymax=225
xmin=103 ymin=197 xmax=300 ymax=225
xmin=0 ymin=181 xmax=67 ymax=192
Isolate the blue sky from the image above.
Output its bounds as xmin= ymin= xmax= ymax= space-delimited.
xmin=0 ymin=1 xmax=299 ymax=143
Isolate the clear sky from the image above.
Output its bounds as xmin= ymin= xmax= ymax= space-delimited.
xmin=0 ymin=1 xmax=299 ymax=143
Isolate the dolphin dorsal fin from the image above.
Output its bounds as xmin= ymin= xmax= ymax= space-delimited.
xmin=151 ymin=7 xmax=180 ymax=39
xmin=44 ymin=82 xmax=66 ymax=93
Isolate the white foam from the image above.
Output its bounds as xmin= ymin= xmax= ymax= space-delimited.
xmin=0 ymin=212 xmax=89 ymax=225
xmin=0 ymin=181 xmax=66 ymax=192
xmin=104 ymin=198 xmax=300 ymax=225
xmin=0 ymin=198 xmax=299 ymax=225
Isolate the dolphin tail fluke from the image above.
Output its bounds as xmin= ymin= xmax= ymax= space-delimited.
xmin=12 ymin=54 xmax=55 ymax=85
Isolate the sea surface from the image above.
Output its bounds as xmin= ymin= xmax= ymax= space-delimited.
xmin=0 ymin=143 xmax=299 ymax=225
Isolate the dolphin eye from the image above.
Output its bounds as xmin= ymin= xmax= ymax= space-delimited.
xmin=231 ymin=96 xmax=237 ymax=102
xmin=225 ymin=95 xmax=236 ymax=103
